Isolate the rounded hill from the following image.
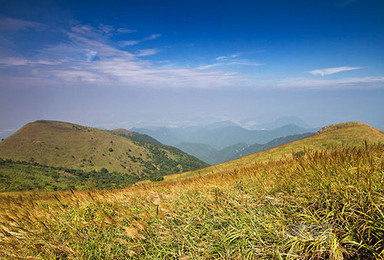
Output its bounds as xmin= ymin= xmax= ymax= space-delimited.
xmin=0 ymin=120 xmax=208 ymax=176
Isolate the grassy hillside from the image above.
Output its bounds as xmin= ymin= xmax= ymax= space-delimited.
xmin=0 ymin=120 xmax=208 ymax=182
xmin=1 ymin=141 xmax=383 ymax=258
xmin=162 ymin=122 xmax=384 ymax=181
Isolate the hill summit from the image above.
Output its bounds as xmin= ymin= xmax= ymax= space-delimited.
xmin=0 ymin=120 xmax=208 ymax=176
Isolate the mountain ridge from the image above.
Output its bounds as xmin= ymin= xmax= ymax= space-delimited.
xmin=175 ymin=132 xmax=314 ymax=164
xmin=132 ymin=123 xmax=319 ymax=150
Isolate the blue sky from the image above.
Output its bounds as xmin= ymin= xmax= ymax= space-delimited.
xmin=1 ymin=0 xmax=383 ymax=136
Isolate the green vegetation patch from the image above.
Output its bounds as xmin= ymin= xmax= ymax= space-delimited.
xmin=0 ymin=159 xmax=140 ymax=191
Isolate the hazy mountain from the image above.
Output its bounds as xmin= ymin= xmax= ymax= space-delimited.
xmin=130 ymin=126 xmax=181 ymax=145
xmin=174 ymin=142 xmax=218 ymax=164
xmin=175 ymin=133 xmax=315 ymax=165
xmin=133 ymin=121 xmax=319 ymax=150
xmin=249 ymin=116 xmax=311 ymax=130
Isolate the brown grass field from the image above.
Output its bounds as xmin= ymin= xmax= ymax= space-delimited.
xmin=1 ymin=122 xmax=384 ymax=259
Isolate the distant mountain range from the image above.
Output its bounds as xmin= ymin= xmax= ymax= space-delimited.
xmin=176 ymin=132 xmax=314 ymax=164
xmin=132 ymin=121 xmax=319 ymax=149
xmin=246 ymin=116 xmax=311 ymax=130
xmin=132 ymin=120 xmax=319 ymax=163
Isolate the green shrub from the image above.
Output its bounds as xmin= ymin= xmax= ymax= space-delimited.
xmin=150 ymin=176 xmax=164 ymax=182
xmin=294 ymin=150 xmax=305 ymax=158
xmin=100 ymin=168 xmax=109 ymax=174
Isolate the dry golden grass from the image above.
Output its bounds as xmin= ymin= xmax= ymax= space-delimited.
xmin=1 ymin=122 xmax=384 ymax=258
xmin=1 ymin=142 xmax=384 ymax=258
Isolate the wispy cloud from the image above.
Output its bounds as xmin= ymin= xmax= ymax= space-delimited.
xmin=2 ymin=21 xmax=381 ymax=91
xmin=117 ymin=28 xmax=136 ymax=34
xmin=214 ymin=51 xmax=264 ymax=61
xmin=98 ymin=24 xmax=114 ymax=34
xmin=310 ymin=66 xmax=361 ymax=76
xmin=119 ymin=40 xmax=141 ymax=47
xmin=0 ymin=22 xmax=246 ymax=89
xmin=198 ymin=52 xmax=264 ymax=70
xmin=215 ymin=53 xmax=240 ymax=61
xmin=135 ymin=48 xmax=160 ymax=57
xmin=277 ymin=76 xmax=384 ymax=89
xmin=197 ymin=61 xmax=262 ymax=70
xmin=0 ymin=17 xmax=45 ymax=31
xmin=0 ymin=57 xmax=28 ymax=66
xmin=0 ymin=56 xmax=64 ymax=67
xmin=144 ymin=33 xmax=161 ymax=40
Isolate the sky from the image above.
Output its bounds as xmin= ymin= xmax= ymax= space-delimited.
xmin=0 ymin=0 xmax=384 ymax=137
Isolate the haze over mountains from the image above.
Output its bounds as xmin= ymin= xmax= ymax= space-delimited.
xmin=162 ymin=121 xmax=384 ymax=183
xmin=132 ymin=118 xmax=319 ymax=164
xmin=177 ymin=132 xmax=314 ymax=165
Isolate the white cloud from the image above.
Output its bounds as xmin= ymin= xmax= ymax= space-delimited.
xmin=0 ymin=57 xmax=29 ymax=66
xmin=2 ymin=22 xmax=381 ymax=91
xmin=0 ymin=57 xmax=63 ymax=66
xmin=50 ymin=70 xmax=101 ymax=82
xmin=85 ymin=49 xmax=98 ymax=62
xmin=135 ymin=49 xmax=160 ymax=57
xmin=277 ymin=76 xmax=384 ymax=89
xmin=205 ymin=52 xmax=262 ymax=70
xmin=119 ymin=40 xmax=141 ymax=47
xmin=197 ymin=61 xmax=262 ymax=70
xmin=0 ymin=23 xmax=246 ymax=89
xmin=98 ymin=24 xmax=114 ymax=34
xmin=310 ymin=66 xmax=361 ymax=76
xmin=70 ymin=24 xmax=116 ymax=41
xmin=215 ymin=53 xmax=240 ymax=61
xmin=215 ymin=56 xmax=228 ymax=61
xmin=71 ymin=25 xmax=94 ymax=36
xmin=144 ymin=34 xmax=161 ymax=40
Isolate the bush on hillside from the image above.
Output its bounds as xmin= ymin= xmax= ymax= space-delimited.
xmin=294 ymin=150 xmax=305 ymax=158
xmin=150 ymin=176 xmax=164 ymax=182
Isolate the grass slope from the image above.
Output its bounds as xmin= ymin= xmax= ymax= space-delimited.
xmin=1 ymin=142 xmax=383 ymax=258
xmin=0 ymin=120 xmax=208 ymax=182
xmin=162 ymin=122 xmax=384 ymax=182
